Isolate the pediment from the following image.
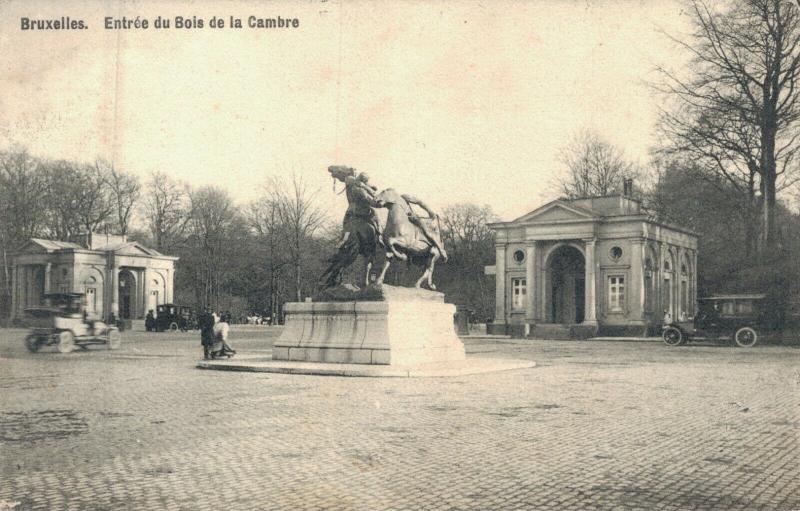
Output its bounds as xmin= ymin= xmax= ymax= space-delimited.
xmin=17 ymin=240 xmax=49 ymax=253
xmin=112 ymin=242 xmax=161 ymax=256
xmin=511 ymin=200 xmax=597 ymax=224
xmin=18 ymin=238 xmax=82 ymax=253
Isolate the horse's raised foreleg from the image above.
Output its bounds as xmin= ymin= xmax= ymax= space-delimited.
xmin=377 ymin=253 xmax=392 ymax=285
xmin=386 ymin=237 xmax=408 ymax=261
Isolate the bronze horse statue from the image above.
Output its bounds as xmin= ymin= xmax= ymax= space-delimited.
xmin=373 ymin=188 xmax=447 ymax=290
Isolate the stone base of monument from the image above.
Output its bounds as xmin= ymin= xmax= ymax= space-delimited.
xmin=196 ymin=284 xmax=535 ymax=377
xmin=273 ymin=285 xmax=466 ymax=366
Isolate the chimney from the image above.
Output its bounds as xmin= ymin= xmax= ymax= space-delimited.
xmin=623 ymin=178 xmax=633 ymax=198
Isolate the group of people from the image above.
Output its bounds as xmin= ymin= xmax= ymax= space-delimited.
xmin=198 ymin=308 xmax=236 ymax=360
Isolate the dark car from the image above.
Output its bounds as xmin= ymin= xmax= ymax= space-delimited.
xmin=662 ymin=294 xmax=773 ymax=347
xmin=155 ymin=304 xmax=195 ymax=332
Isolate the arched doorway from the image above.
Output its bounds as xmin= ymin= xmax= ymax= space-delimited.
xmin=118 ymin=270 xmax=137 ymax=320
xmin=546 ymin=245 xmax=586 ymax=324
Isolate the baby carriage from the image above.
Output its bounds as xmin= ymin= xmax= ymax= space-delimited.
xmin=210 ymin=321 xmax=236 ymax=358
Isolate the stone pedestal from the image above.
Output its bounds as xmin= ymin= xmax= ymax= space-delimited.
xmin=273 ymin=285 xmax=466 ymax=366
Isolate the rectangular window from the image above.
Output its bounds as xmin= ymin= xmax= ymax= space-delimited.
xmin=735 ymin=301 xmax=754 ymax=314
xmin=511 ymin=277 xmax=526 ymax=310
xmin=608 ymin=276 xmax=625 ymax=312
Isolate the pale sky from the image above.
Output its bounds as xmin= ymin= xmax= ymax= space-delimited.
xmin=0 ymin=0 xmax=691 ymax=222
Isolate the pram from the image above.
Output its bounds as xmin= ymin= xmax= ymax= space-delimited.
xmin=210 ymin=321 xmax=236 ymax=358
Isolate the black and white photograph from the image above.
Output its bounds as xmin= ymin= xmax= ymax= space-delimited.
xmin=0 ymin=1 xmax=798 ymax=509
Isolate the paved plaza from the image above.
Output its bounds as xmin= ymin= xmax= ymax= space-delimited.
xmin=0 ymin=326 xmax=798 ymax=511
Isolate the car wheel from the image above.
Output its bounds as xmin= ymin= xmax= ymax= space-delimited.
xmin=169 ymin=322 xmax=179 ymax=332
xmin=25 ymin=334 xmax=41 ymax=353
xmin=734 ymin=326 xmax=758 ymax=347
xmin=57 ymin=331 xmax=75 ymax=353
xmin=106 ymin=329 xmax=121 ymax=350
xmin=662 ymin=326 xmax=683 ymax=346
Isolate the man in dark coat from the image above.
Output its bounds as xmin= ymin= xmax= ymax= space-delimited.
xmin=198 ymin=308 xmax=216 ymax=359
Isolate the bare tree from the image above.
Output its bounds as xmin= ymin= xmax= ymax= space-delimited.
xmin=248 ymin=187 xmax=291 ymax=321
xmin=39 ymin=159 xmax=114 ymax=240
xmin=439 ymin=203 xmax=498 ymax=318
xmin=657 ymin=0 xmax=800 ymax=255
xmin=556 ymin=129 xmax=638 ymax=198
xmin=0 ymin=148 xmax=47 ymax=310
xmin=184 ymin=186 xmax=240 ymax=309
xmin=141 ymin=172 xmax=188 ymax=252
xmin=97 ymin=159 xmax=140 ymax=237
xmin=272 ymin=174 xmax=326 ymax=301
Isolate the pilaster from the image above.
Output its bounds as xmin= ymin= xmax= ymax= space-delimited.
xmin=630 ymin=238 xmax=645 ymax=320
xmin=525 ymin=242 xmax=537 ymax=323
xmin=494 ymin=244 xmax=506 ymax=324
xmin=583 ymin=239 xmax=598 ymax=325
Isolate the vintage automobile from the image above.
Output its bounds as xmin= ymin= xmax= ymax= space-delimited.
xmin=155 ymin=303 xmax=195 ymax=332
xmin=24 ymin=293 xmax=121 ymax=353
xmin=662 ymin=294 xmax=770 ymax=348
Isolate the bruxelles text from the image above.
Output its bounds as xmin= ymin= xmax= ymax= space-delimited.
xmin=20 ymin=17 xmax=87 ymax=30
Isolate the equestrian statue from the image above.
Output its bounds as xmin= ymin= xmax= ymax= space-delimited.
xmin=319 ymin=165 xmax=448 ymax=290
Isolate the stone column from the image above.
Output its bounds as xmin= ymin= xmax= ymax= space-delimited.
xmin=692 ymin=249 xmax=698 ymax=315
xmin=107 ymin=253 xmax=119 ymax=321
xmin=44 ymin=263 xmax=52 ymax=295
xmin=630 ymin=238 xmax=645 ymax=320
xmin=583 ymin=239 xmax=598 ymax=325
xmin=165 ymin=269 xmax=172 ymax=303
xmin=10 ymin=263 xmax=18 ymax=320
xmin=525 ymin=242 xmax=537 ymax=324
xmin=23 ymin=266 xmax=30 ymax=308
xmin=494 ymin=244 xmax=506 ymax=325
xmin=142 ymin=269 xmax=150 ymax=316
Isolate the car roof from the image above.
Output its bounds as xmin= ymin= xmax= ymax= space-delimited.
xmin=701 ymin=294 xmax=767 ymax=301
xmin=44 ymin=292 xmax=84 ymax=298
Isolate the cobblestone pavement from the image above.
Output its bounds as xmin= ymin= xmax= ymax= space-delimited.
xmin=0 ymin=326 xmax=798 ymax=511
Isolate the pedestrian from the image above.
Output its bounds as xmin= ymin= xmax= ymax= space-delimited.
xmin=198 ymin=307 xmax=216 ymax=359
xmin=145 ymin=310 xmax=156 ymax=332
xmin=211 ymin=313 xmax=235 ymax=358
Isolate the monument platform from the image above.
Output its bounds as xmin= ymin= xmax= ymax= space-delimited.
xmin=197 ymin=355 xmax=536 ymax=378
xmin=272 ymin=284 xmax=466 ymax=366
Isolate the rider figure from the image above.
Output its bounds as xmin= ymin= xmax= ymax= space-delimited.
xmin=339 ymin=170 xmax=382 ymax=248
xmin=400 ymin=193 xmax=448 ymax=261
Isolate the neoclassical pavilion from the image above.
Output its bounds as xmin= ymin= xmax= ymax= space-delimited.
xmin=486 ymin=194 xmax=698 ymax=338
xmin=10 ymin=232 xmax=177 ymax=323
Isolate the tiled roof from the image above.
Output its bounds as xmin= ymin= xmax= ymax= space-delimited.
xmin=29 ymin=238 xmax=83 ymax=250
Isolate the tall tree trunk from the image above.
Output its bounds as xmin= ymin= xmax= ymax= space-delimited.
xmin=760 ymin=122 xmax=778 ymax=255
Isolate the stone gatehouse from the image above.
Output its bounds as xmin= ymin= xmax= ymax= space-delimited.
xmin=486 ymin=194 xmax=697 ymax=338
xmin=10 ymin=232 xmax=177 ymax=323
